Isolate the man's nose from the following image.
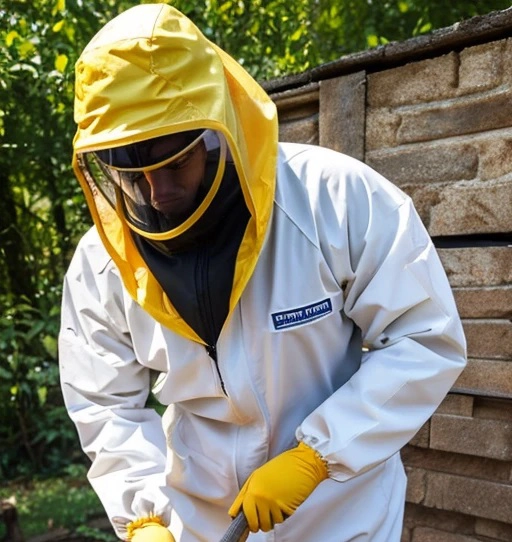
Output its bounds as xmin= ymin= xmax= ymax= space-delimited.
xmin=144 ymin=168 xmax=176 ymax=199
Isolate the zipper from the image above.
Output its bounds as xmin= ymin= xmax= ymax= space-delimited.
xmin=205 ymin=344 xmax=227 ymax=395
xmin=196 ymin=247 xmax=227 ymax=395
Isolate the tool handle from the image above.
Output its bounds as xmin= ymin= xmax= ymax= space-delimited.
xmin=219 ymin=513 xmax=249 ymax=542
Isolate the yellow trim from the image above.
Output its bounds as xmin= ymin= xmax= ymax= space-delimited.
xmin=100 ymin=131 xmax=206 ymax=172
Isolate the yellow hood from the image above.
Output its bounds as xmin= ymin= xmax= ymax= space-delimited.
xmin=72 ymin=3 xmax=278 ymax=343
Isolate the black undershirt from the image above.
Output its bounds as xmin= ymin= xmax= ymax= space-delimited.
xmin=133 ymin=163 xmax=250 ymax=346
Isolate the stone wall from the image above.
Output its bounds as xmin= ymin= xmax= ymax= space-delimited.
xmin=264 ymin=8 xmax=512 ymax=542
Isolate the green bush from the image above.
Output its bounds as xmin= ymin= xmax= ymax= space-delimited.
xmin=0 ymin=465 xmax=115 ymax=540
xmin=0 ymin=295 xmax=84 ymax=480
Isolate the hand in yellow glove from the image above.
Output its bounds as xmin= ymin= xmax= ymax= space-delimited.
xmin=228 ymin=442 xmax=329 ymax=533
xmin=127 ymin=517 xmax=175 ymax=542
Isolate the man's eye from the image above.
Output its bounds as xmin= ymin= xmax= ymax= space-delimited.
xmin=167 ymin=152 xmax=193 ymax=171
xmin=121 ymin=171 xmax=145 ymax=184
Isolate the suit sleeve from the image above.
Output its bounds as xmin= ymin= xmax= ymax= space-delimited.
xmin=59 ymin=229 xmax=172 ymax=537
xmin=296 ymin=156 xmax=467 ymax=481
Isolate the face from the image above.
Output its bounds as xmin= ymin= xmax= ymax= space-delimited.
xmin=135 ymin=134 xmax=208 ymax=222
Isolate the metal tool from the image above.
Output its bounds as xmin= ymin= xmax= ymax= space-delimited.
xmin=219 ymin=512 xmax=249 ymax=542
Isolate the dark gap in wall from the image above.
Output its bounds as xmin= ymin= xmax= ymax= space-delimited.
xmin=432 ymin=232 xmax=512 ymax=248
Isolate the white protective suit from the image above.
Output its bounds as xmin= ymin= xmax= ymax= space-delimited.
xmin=59 ymin=4 xmax=467 ymax=542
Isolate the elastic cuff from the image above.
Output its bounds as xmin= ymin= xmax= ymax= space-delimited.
xmin=126 ymin=515 xmax=166 ymax=540
xmin=298 ymin=441 xmax=329 ymax=479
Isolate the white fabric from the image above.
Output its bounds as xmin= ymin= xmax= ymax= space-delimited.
xmin=59 ymin=143 xmax=466 ymax=541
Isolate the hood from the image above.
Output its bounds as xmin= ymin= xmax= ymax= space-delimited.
xmin=72 ymin=3 xmax=278 ymax=343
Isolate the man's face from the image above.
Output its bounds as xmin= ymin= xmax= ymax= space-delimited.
xmin=135 ymin=133 xmax=208 ymax=223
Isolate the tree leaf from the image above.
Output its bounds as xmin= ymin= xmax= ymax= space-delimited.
xmin=52 ymin=20 xmax=65 ymax=33
xmin=5 ymin=30 xmax=20 ymax=47
xmin=55 ymin=53 xmax=68 ymax=73
xmin=37 ymin=385 xmax=48 ymax=405
xmin=367 ymin=34 xmax=379 ymax=48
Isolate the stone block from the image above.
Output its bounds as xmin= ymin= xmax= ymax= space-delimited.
xmin=402 ymin=447 xmax=512 ymax=482
xmin=406 ymin=465 xmax=427 ymax=504
xmin=273 ymin=85 xmax=319 ymax=122
xmin=463 ymin=320 xmax=512 ymax=360
xmin=366 ymin=142 xmax=478 ymax=185
xmin=458 ymin=41 xmax=506 ymax=93
xmin=397 ymin=89 xmax=512 ymax=144
xmin=423 ymin=470 xmax=512 ymax=524
xmin=475 ymin=517 xmax=512 ymax=541
xmin=401 ymin=179 xmax=512 ymax=236
xmin=473 ymin=397 xmax=512 ymax=423
xmin=478 ymin=134 xmax=512 ymax=180
xmin=452 ymin=286 xmax=512 ymax=319
xmin=404 ymin=502 xmax=476 ymax=537
xmin=505 ymin=38 xmax=512 ymax=84
xmin=412 ymin=527 xmax=480 ymax=542
xmin=436 ymin=394 xmax=474 ymax=416
xmin=401 ymin=525 xmax=412 ymax=542
xmin=367 ymin=53 xmax=458 ymax=107
xmin=409 ymin=422 xmax=430 ymax=448
xmin=454 ymin=359 xmax=512 ymax=398
xmin=430 ymin=413 xmax=512 ymax=460
xmin=428 ymin=179 xmax=512 ymax=236
xmin=365 ymin=107 xmax=401 ymax=150
xmin=278 ymin=115 xmax=318 ymax=145
xmin=319 ymin=71 xmax=366 ymax=160
xmin=438 ymin=247 xmax=512 ymax=288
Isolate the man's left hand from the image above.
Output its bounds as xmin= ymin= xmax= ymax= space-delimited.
xmin=228 ymin=442 xmax=328 ymax=533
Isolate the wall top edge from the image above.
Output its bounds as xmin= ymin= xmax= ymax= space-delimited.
xmin=262 ymin=8 xmax=512 ymax=95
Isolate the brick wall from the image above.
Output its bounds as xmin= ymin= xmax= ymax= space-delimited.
xmin=264 ymin=8 xmax=512 ymax=542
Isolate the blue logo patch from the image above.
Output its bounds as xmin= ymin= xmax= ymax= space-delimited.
xmin=271 ymin=298 xmax=333 ymax=331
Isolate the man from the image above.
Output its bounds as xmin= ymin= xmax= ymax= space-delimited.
xmin=59 ymin=4 xmax=467 ymax=542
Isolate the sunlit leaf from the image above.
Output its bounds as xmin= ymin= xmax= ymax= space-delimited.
xmin=52 ymin=20 xmax=65 ymax=32
xmin=5 ymin=30 xmax=20 ymax=47
xmin=219 ymin=1 xmax=232 ymax=14
xmin=54 ymin=53 xmax=68 ymax=72
xmin=52 ymin=0 xmax=66 ymax=16
xmin=367 ymin=34 xmax=379 ymax=48
xmin=64 ymin=22 xmax=76 ymax=41
xmin=18 ymin=40 xmax=36 ymax=58
xmin=37 ymin=385 xmax=48 ymax=405
xmin=290 ymin=27 xmax=303 ymax=42
xmin=398 ymin=1 xmax=409 ymax=13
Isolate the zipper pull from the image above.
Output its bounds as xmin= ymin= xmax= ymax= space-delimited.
xmin=205 ymin=344 xmax=217 ymax=362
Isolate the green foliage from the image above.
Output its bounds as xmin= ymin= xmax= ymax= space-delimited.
xmin=0 ymin=296 xmax=82 ymax=478
xmin=0 ymin=465 xmax=112 ymax=540
xmin=76 ymin=525 xmax=118 ymax=542
xmin=168 ymin=0 xmax=512 ymax=79
xmin=0 ymin=0 xmax=509 ymax=483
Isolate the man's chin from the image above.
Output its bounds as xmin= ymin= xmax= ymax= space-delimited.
xmin=160 ymin=207 xmax=196 ymax=228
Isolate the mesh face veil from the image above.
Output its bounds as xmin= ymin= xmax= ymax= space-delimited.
xmin=78 ymin=130 xmax=228 ymax=241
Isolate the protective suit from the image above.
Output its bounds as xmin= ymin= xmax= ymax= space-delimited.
xmin=59 ymin=4 xmax=467 ymax=541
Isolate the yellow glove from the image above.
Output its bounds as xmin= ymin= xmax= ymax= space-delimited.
xmin=228 ymin=442 xmax=329 ymax=533
xmin=127 ymin=517 xmax=175 ymax=542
